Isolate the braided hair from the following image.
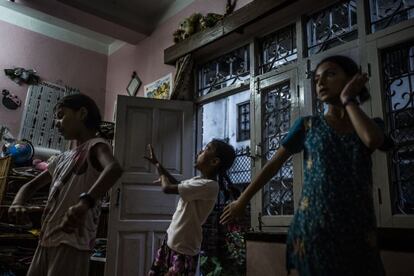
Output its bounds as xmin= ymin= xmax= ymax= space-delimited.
xmin=210 ymin=139 xmax=237 ymax=203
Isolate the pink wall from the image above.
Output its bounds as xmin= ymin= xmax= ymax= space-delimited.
xmin=0 ymin=20 xmax=107 ymax=137
xmin=104 ymin=0 xmax=253 ymax=121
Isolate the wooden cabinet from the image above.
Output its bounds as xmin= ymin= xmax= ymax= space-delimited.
xmin=0 ymin=156 xmax=45 ymax=275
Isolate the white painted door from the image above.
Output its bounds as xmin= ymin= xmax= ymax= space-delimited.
xmin=105 ymin=95 xmax=194 ymax=276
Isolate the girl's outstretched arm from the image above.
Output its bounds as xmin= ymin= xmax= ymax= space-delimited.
xmin=144 ymin=144 xmax=179 ymax=184
xmin=220 ymin=146 xmax=291 ymax=224
xmin=340 ymin=73 xmax=384 ymax=150
xmin=158 ymin=175 xmax=179 ymax=194
xmin=9 ymin=170 xmax=52 ymax=224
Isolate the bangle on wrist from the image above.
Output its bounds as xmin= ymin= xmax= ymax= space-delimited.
xmin=79 ymin=192 xmax=96 ymax=208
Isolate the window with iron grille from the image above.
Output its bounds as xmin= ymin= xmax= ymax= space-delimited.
xmin=229 ymin=145 xmax=251 ymax=185
xmin=306 ymin=0 xmax=357 ymax=56
xmin=199 ymin=90 xmax=252 ymax=188
xmin=381 ymin=40 xmax=414 ymax=215
xmin=197 ymin=45 xmax=250 ymax=97
xmin=194 ymin=0 xmax=414 ymax=230
xmin=369 ymin=0 xmax=414 ymax=33
xmin=261 ymin=81 xmax=294 ymax=216
xmin=259 ymin=24 xmax=297 ymax=74
xmin=237 ymin=101 xmax=250 ymax=142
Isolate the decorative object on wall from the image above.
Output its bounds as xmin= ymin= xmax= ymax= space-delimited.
xmin=144 ymin=73 xmax=173 ymax=99
xmin=173 ymin=13 xmax=202 ymax=43
xmin=1 ymin=89 xmax=21 ymax=110
xmin=170 ymin=54 xmax=194 ymax=101
xmin=199 ymin=13 xmax=224 ymax=30
xmin=0 ymin=126 xmax=14 ymax=151
xmin=19 ymin=82 xmax=78 ymax=151
xmin=4 ymin=67 xmax=40 ymax=85
xmin=100 ymin=121 xmax=115 ymax=145
xmin=126 ymin=71 xmax=142 ymax=96
xmin=172 ymin=0 xmax=237 ymax=43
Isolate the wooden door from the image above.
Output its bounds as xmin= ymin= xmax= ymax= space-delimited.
xmin=105 ymin=96 xmax=194 ymax=276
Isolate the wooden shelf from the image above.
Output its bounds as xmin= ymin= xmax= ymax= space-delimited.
xmin=164 ymin=0 xmax=293 ymax=65
xmin=0 ymin=233 xmax=37 ymax=240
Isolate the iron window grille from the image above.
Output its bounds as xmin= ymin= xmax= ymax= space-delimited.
xmin=197 ymin=45 xmax=250 ymax=97
xmin=237 ymin=101 xmax=251 ymax=142
xmin=381 ymin=40 xmax=414 ymax=215
xmin=259 ymin=24 xmax=297 ymax=74
xmin=369 ymin=0 xmax=414 ymax=33
xmin=261 ymin=81 xmax=294 ymax=216
xmin=228 ymin=145 xmax=252 ymax=186
xmin=306 ymin=0 xmax=358 ymax=56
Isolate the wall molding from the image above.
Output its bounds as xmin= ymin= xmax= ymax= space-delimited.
xmin=0 ymin=0 xmax=114 ymax=55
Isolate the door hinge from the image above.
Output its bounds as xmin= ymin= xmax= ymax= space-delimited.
xmin=367 ymin=63 xmax=372 ymax=77
xmin=255 ymin=143 xmax=262 ymax=158
xmin=256 ymin=77 xmax=261 ymax=94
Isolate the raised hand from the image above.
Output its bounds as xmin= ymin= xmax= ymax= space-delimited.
xmin=144 ymin=144 xmax=159 ymax=165
xmin=219 ymin=199 xmax=246 ymax=224
xmin=340 ymin=72 xmax=369 ymax=104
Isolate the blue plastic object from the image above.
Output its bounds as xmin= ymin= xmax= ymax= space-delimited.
xmin=1 ymin=140 xmax=34 ymax=165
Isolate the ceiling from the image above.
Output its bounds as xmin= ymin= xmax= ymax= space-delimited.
xmin=5 ymin=0 xmax=196 ymax=49
xmin=55 ymin=0 xmax=187 ymax=36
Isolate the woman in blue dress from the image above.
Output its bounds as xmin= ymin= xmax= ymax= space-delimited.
xmin=220 ymin=55 xmax=392 ymax=275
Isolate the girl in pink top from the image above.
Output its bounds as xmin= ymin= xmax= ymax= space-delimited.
xmin=9 ymin=94 xmax=123 ymax=276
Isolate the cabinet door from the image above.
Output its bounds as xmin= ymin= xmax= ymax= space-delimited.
xmin=105 ymin=96 xmax=194 ymax=276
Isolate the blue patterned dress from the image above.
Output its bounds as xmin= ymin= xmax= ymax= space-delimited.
xmin=283 ymin=115 xmax=386 ymax=276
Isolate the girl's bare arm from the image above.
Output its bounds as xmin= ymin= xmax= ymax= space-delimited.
xmin=59 ymin=143 xmax=122 ymax=233
xmin=9 ymin=170 xmax=52 ymax=224
xmin=345 ymin=103 xmax=384 ymax=150
xmin=340 ymin=73 xmax=385 ymax=150
xmin=87 ymin=143 xmax=123 ymax=200
xmin=144 ymin=144 xmax=179 ymax=184
xmin=159 ymin=175 xmax=179 ymax=194
xmin=220 ymin=146 xmax=291 ymax=224
xmin=11 ymin=170 xmax=52 ymax=205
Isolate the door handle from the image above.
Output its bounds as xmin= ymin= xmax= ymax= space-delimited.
xmin=115 ymin=188 xmax=121 ymax=207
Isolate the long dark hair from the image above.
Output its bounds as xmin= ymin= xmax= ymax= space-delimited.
xmin=54 ymin=93 xmax=102 ymax=131
xmin=210 ymin=139 xmax=237 ymax=202
xmin=315 ymin=55 xmax=370 ymax=103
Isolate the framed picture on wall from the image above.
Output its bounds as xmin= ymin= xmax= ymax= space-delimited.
xmin=144 ymin=73 xmax=172 ymax=99
xmin=126 ymin=71 xmax=142 ymax=96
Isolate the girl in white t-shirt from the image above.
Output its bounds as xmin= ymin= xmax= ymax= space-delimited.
xmin=145 ymin=139 xmax=236 ymax=276
xmin=8 ymin=94 xmax=123 ymax=276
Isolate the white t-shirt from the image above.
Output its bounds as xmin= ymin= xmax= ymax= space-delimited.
xmin=166 ymin=176 xmax=219 ymax=256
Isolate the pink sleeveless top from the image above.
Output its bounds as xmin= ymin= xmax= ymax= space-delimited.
xmin=40 ymin=137 xmax=110 ymax=251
